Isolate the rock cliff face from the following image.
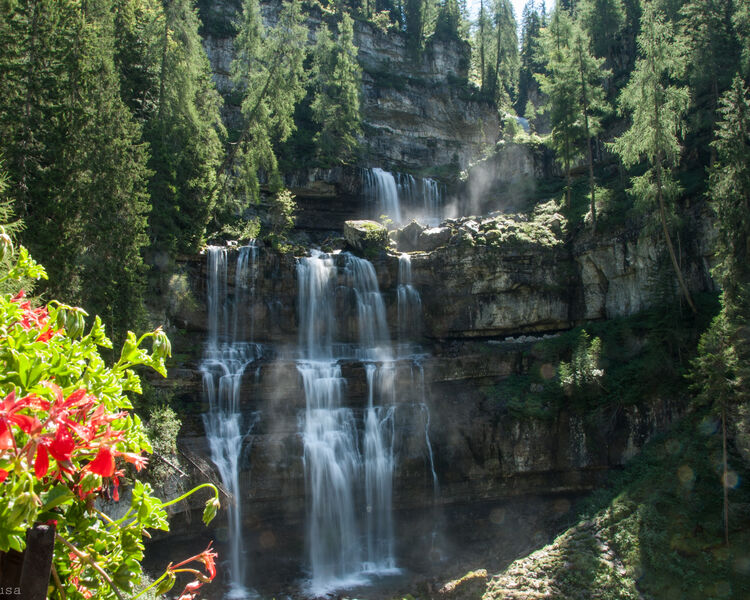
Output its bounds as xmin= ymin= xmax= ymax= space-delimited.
xmin=151 ymin=203 xmax=714 ymax=595
xmin=198 ymin=0 xmax=497 ymax=174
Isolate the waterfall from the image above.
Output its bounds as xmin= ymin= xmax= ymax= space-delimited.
xmin=397 ymin=253 xmax=422 ymax=346
xmin=365 ymin=168 xmax=444 ymax=227
xmin=297 ymin=251 xmax=399 ymax=594
xmin=201 ymin=245 xmax=260 ymax=599
xmin=364 ymin=168 xmax=401 ymax=225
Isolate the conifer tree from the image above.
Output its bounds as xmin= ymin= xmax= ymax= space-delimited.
xmin=490 ymin=0 xmax=519 ymax=107
xmin=516 ymin=0 xmax=546 ymax=116
xmin=310 ymin=14 xmax=363 ymax=165
xmin=477 ymin=0 xmax=489 ymax=91
xmin=146 ymin=0 xmax=225 ymax=254
xmin=577 ymin=0 xmax=625 ymax=67
xmin=537 ymin=8 xmax=578 ymax=206
xmin=679 ymin=0 xmax=740 ymax=147
xmin=611 ymin=2 xmax=695 ymax=312
xmin=405 ymin=0 xmax=426 ymax=53
xmin=434 ymin=0 xmax=462 ymax=40
xmin=0 ymin=0 xmax=151 ymax=340
xmin=224 ymin=0 xmax=308 ymax=203
xmin=570 ymin=21 xmax=609 ymax=230
xmin=709 ymin=76 xmax=750 ymax=316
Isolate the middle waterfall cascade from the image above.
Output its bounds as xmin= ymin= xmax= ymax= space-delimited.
xmin=397 ymin=253 xmax=422 ymax=346
xmin=298 ymin=251 xmax=400 ymax=594
xmin=201 ymin=245 xmax=261 ymax=599
xmin=364 ymin=168 xmax=445 ymax=227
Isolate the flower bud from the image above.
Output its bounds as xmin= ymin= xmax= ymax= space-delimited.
xmin=202 ymin=496 xmax=220 ymax=525
xmin=0 ymin=227 xmax=13 ymax=264
xmin=152 ymin=329 xmax=171 ymax=360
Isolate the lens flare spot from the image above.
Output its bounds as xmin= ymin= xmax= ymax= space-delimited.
xmin=489 ymin=508 xmax=506 ymax=525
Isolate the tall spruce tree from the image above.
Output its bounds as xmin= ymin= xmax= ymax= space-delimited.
xmin=610 ymin=2 xmax=695 ymax=312
xmin=146 ymin=0 xmax=225 ymax=254
xmin=490 ymin=0 xmax=519 ymax=107
xmin=0 ymin=0 xmax=151 ymax=341
xmin=224 ymin=0 xmax=308 ymax=204
xmin=691 ymin=76 xmax=750 ymax=548
xmin=517 ymin=0 xmax=546 ymax=116
xmin=570 ymin=21 xmax=609 ymax=230
xmin=679 ymin=0 xmax=740 ymax=150
xmin=710 ymin=76 xmax=750 ymax=317
xmin=537 ymin=8 xmax=578 ymax=206
xmin=577 ymin=0 xmax=625 ymax=67
xmin=310 ymin=14 xmax=363 ymax=165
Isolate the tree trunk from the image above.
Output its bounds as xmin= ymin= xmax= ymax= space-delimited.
xmin=655 ymin=157 xmax=698 ymax=313
xmin=577 ymin=44 xmax=596 ymax=232
xmin=722 ymin=400 xmax=730 ymax=546
xmin=479 ymin=0 xmax=485 ymax=93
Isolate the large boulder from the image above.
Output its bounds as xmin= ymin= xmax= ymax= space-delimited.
xmin=395 ymin=220 xmax=426 ymax=252
xmin=417 ymin=226 xmax=453 ymax=251
xmin=343 ymin=220 xmax=388 ymax=255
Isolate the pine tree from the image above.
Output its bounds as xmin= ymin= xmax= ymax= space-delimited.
xmin=709 ymin=76 xmax=750 ymax=316
xmin=537 ymin=7 xmax=578 ymax=207
xmin=569 ymin=21 xmax=609 ymax=230
xmin=577 ymin=0 xmax=625 ymax=67
xmin=490 ymin=0 xmax=518 ymax=107
xmin=146 ymin=0 xmax=225 ymax=255
xmin=223 ymin=0 xmax=308 ymax=204
xmin=610 ymin=2 xmax=695 ymax=312
xmin=310 ymin=14 xmax=363 ymax=165
xmin=434 ymin=0 xmax=462 ymax=41
xmin=516 ymin=0 xmax=546 ymax=116
xmin=679 ymin=0 xmax=740 ymax=149
xmin=0 ymin=0 xmax=151 ymax=340
xmin=405 ymin=0 xmax=426 ymax=54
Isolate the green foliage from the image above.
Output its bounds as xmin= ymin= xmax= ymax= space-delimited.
xmin=473 ymin=0 xmax=518 ymax=106
xmin=226 ymin=0 xmax=308 ymax=206
xmin=433 ymin=0 xmax=462 ymax=41
xmin=489 ymin=296 xmax=718 ymax=421
xmin=577 ymin=0 xmax=625 ymax=64
xmin=0 ymin=245 xmax=220 ymax=598
xmin=145 ymin=0 xmax=226 ymax=255
xmin=610 ymin=2 xmax=695 ymax=312
xmin=0 ymin=0 xmax=151 ymax=344
xmin=310 ymin=14 xmax=363 ymax=165
xmin=516 ymin=0 xmax=546 ymax=117
xmin=264 ymin=189 xmax=297 ymax=252
xmin=708 ymin=76 xmax=750 ymax=318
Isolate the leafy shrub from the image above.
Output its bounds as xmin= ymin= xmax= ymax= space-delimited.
xmin=0 ymin=242 xmax=220 ymax=598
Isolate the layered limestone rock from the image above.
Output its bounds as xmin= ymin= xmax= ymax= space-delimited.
xmin=198 ymin=1 xmax=497 ymax=176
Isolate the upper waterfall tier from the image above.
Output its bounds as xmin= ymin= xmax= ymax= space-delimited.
xmin=364 ymin=168 xmax=445 ymax=227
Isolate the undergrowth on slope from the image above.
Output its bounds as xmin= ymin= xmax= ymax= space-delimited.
xmin=483 ymin=411 xmax=750 ymax=600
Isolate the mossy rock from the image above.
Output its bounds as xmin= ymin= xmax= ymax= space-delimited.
xmin=343 ymin=220 xmax=388 ymax=255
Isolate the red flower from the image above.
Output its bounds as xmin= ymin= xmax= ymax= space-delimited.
xmin=0 ymin=469 xmax=8 ymax=483
xmin=86 ymin=446 xmax=114 ymax=477
xmin=34 ymin=444 xmax=49 ymax=478
xmin=120 ymin=452 xmax=148 ymax=471
xmin=48 ymin=425 xmax=74 ymax=463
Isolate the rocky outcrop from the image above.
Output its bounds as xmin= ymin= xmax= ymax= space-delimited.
xmin=198 ymin=1 xmax=497 ymax=175
xmin=343 ymin=219 xmax=388 ymax=253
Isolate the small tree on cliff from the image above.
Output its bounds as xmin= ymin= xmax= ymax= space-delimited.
xmin=610 ymin=2 xmax=696 ymax=312
xmin=310 ymin=14 xmax=363 ymax=165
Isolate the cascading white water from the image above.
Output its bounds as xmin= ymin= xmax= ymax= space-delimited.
xmin=365 ymin=168 xmax=444 ymax=226
xmin=365 ymin=168 xmax=402 ymax=225
xmin=298 ymin=251 xmax=399 ymax=594
xmin=397 ymin=253 xmax=422 ymax=346
xmin=201 ymin=245 xmax=260 ymax=599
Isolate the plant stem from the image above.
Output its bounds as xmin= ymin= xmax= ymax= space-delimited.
xmin=55 ymin=534 xmax=126 ymax=600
